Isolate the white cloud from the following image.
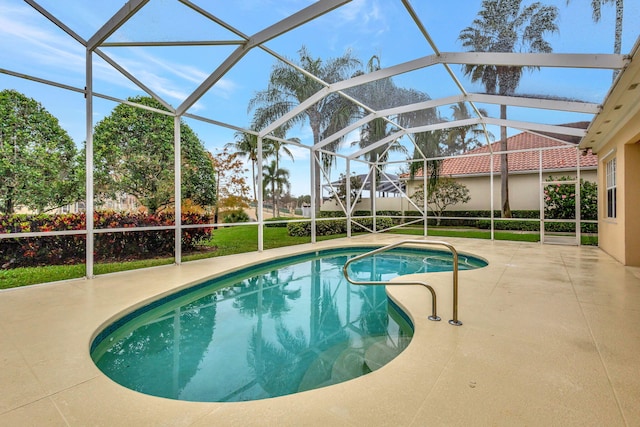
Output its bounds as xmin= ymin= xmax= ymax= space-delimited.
xmin=336 ymin=0 xmax=387 ymax=33
xmin=0 ymin=5 xmax=86 ymax=73
xmin=284 ymin=144 xmax=311 ymax=161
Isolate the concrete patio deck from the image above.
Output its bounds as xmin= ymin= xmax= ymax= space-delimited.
xmin=1 ymin=234 xmax=639 ymax=426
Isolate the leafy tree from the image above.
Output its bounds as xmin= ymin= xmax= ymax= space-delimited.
xmin=411 ymin=178 xmax=471 ymax=225
xmin=459 ymin=0 xmax=559 ymax=217
xmin=0 ymin=89 xmax=81 ymax=213
xmin=93 ymin=96 xmax=216 ymax=214
xmin=296 ymin=194 xmax=311 ymax=207
xmin=263 ymin=160 xmax=290 ymax=217
xmin=249 ymin=46 xmax=361 ymax=210
xmin=209 ymin=147 xmax=251 ymax=223
xmin=331 ymin=173 xmax=363 ymax=206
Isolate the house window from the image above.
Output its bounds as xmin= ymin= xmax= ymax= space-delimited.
xmin=606 ymin=157 xmax=616 ymax=218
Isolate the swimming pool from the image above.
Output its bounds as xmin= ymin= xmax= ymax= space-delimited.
xmin=91 ymin=246 xmax=486 ymax=402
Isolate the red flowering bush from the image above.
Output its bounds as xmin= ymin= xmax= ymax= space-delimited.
xmin=0 ymin=211 xmax=213 ymax=268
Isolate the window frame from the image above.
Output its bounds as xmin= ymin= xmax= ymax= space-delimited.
xmin=605 ymin=157 xmax=617 ymax=219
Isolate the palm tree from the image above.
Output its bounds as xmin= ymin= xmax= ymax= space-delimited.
xmin=459 ymin=0 xmax=559 ymax=217
xmin=263 ymin=160 xmax=290 ymax=217
xmin=351 ymin=56 xmax=439 ymax=206
xmin=249 ymin=46 xmax=361 ymax=210
xmin=409 ymin=129 xmax=448 ymax=192
xmin=264 ymin=136 xmax=296 ymax=174
xmin=567 ymin=0 xmax=624 ymax=79
xmin=226 ymin=130 xmax=261 ymax=208
xmin=352 ymin=56 xmax=408 ymax=167
xmin=446 ymin=102 xmax=493 ymax=154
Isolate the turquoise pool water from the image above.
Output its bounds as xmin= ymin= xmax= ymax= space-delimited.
xmin=91 ymin=247 xmax=486 ymax=402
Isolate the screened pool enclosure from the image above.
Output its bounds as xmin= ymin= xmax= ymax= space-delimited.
xmin=1 ymin=0 xmax=638 ymax=279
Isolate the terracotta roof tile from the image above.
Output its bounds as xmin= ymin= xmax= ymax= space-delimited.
xmin=410 ymin=131 xmax=597 ymax=177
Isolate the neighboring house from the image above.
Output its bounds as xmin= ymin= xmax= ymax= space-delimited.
xmin=406 ymin=129 xmax=598 ymax=212
xmin=322 ymin=128 xmax=598 ymax=214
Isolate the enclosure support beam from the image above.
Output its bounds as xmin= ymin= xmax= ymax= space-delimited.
xmin=174 ymin=116 xmax=182 ymax=264
xmin=423 ymin=159 xmax=428 ymax=237
xmin=257 ymin=137 xmax=264 ymax=252
xmin=346 ymin=159 xmax=352 ymax=238
xmin=372 ymin=161 xmax=377 ymax=233
xmin=576 ymin=148 xmax=582 ymax=245
xmin=310 ymin=152 xmax=317 ymax=244
xmin=87 ymin=0 xmax=149 ymax=51
xmin=539 ymin=151 xmax=545 ymax=244
xmin=490 ymin=152 xmax=495 ymax=241
xmin=85 ymin=50 xmax=95 ymax=279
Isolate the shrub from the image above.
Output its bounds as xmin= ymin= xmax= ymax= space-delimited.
xmin=544 ymin=176 xmax=597 ymax=221
xmin=265 ymin=217 xmax=291 ymax=227
xmin=222 ymin=209 xmax=250 ymax=224
xmin=0 ymin=211 xmax=213 ymax=269
xmin=286 ymin=217 xmax=394 ymax=237
xmin=477 ymin=219 xmax=540 ymax=231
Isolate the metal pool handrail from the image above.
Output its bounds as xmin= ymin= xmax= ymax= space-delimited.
xmin=342 ymin=240 xmax=462 ymax=326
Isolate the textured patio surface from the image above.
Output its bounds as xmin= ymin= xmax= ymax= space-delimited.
xmin=1 ymin=234 xmax=638 ymax=426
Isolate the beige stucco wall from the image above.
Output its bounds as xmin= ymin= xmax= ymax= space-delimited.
xmin=321 ymin=169 xmax=597 ymax=213
xmin=597 ymin=109 xmax=640 ymax=266
xmin=625 ymin=143 xmax=640 ymax=265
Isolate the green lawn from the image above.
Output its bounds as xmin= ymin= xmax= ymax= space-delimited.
xmin=0 ymin=225 xmax=597 ymax=289
xmin=390 ymin=226 xmax=541 ymax=242
xmin=199 ymin=224 xmax=353 ymax=257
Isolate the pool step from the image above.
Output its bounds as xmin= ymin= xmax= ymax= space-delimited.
xmin=298 ymin=336 xmax=402 ymax=392
xmin=329 ymin=346 xmax=367 ymax=383
xmin=297 ymin=342 xmax=348 ymax=392
xmin=363 ymin=337 xmax=397 ymax=371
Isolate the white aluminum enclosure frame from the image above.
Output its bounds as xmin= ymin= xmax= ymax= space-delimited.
xmin=0 ymin=0 xmax=631 ymax=279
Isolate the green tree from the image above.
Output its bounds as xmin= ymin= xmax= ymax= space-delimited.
xmin=265 ymin=137 xmax=295 ymax=172
xmin=249 ymin=46 xmax=361 ymax=210
xmin=446 ymin=102 xmax=493 ymax=154
xmin=567 ymin=0 xmax=624 ymax=71
xmin=263 ymin=160 xmax=290 ymax=217
xmin=411 ymin=178 xmax=471 ymax=225
xmin=0 ymin=89 xmax=81 ymax=213
xmin=227 ymin=130 xmax=260 ymax=209
xmin=352 ymin=56 xmax=408 ymax=166
xmin=93 ymin=96 xmax=216 ymax=214
xmin=209 ymin=148 xmax=251 ymax=223
xmin=460 ymin=0 xmax=559 ymax=218
xmin=409 ymin=129 xmax=449 ymax=190
xmin=352 ymin=56 xmax=438 ymax=172
xmin=331 ymin=173 xmax=363 ymax=206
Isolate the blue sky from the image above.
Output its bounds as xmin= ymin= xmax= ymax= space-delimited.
xmin=1 ymin=0 xmax=638 ymax=197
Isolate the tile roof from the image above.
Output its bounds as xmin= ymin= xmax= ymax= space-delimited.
xmin=411 ymin=130 xmax=597 ymax=178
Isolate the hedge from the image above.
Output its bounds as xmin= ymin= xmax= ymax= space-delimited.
xmin=0 ymin=211 xmax=213 ymax=269
xmin=287 ymin=217 xmax=394 ymax=237
xmin=319 ymin=210 xmax=597 ymax=233
xmin=476 ymin=219 xmax=596 ymax=233
xmin=264 ymin=217 xmax=292 ymax=228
